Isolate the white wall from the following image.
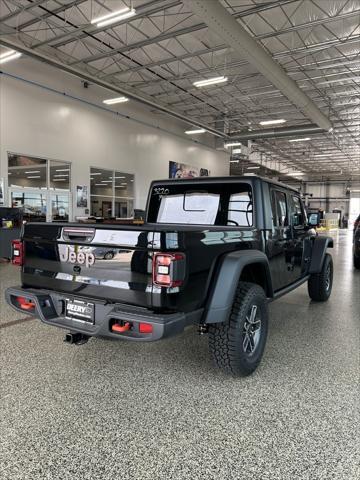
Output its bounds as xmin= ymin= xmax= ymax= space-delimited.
xmin=0 ymin=58 xmax=229 ymax=219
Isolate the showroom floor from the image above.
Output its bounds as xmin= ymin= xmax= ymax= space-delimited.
xmin=0 ymin=230 xmax=359 ymax=480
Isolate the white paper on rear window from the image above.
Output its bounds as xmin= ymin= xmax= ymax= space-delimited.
xmin=157 ymin=193 xmax=220 ymax=224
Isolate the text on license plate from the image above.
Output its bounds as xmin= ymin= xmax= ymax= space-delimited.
xmin=66 ymin=299 xmax=94 ymax=323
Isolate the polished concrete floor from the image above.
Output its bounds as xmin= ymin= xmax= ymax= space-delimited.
xmin=0 ymin=230 xmax=359 ymax=480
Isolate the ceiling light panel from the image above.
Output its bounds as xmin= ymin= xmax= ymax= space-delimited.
xmin=0 ymin=50 xmax=21 ymax=64
xmin=91 ymin=7 xmax=136 ymax=28
xmin=193 ymin=76 xmax=228 ymax=88
xmin=103 ymin=97 xmax=129 ymax=105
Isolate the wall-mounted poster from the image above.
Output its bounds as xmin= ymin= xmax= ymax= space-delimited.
xmin=169 ymin=161 xmax=210 ymax=179
xmin=76 ymin=185 xmax=88 ymax=208
xmin=0 ymin=178 xmax=4 ymax=205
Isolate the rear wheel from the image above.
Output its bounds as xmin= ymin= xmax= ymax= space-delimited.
xmin=208 ymin=282 xmax=268 ymax=376
xmin=104 ymin=251 xmax=114 ymax=260
xmin=308 ymin=253 xmax=333 ymax=301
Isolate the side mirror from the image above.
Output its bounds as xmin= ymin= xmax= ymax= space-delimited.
xmin=308 ymin=214 xmax=318 ymax=226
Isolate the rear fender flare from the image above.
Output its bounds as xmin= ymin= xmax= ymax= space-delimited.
xmin=204 ymin=250 xmax=273 ymax=324
xmin=309 ymin=236 xmax=333 ymax=274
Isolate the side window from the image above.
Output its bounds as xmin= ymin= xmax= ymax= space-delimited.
xmin=227 ymin=192 xmax=253 ymax=227
xmin=290 ymin=195 xmax=306 ymax=227
xmin=271 ymin=190 xmax=288 ymax=227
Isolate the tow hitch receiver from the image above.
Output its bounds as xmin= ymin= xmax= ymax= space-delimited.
xmin=64 ymin=332 xmax=89 ymax=345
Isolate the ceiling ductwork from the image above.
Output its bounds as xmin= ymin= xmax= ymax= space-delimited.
xmin=182 ymin=0 xmax=333 ymax=132
xmin=229 ymin=124 xmax=325 ymax=141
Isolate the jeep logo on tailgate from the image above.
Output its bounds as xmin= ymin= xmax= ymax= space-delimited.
xmin=60 ymin=247 xmax=95 ymax=268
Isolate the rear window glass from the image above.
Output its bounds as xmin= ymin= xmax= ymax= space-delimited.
xmin=148 ymin=183 xmax=253 ymax=226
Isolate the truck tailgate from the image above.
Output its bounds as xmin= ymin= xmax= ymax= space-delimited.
xmin=22 ymin=223 xmax=154 ymax=307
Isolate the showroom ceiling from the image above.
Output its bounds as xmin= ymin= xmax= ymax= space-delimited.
xmin=0 ymin=0 xmax=359 ymax=179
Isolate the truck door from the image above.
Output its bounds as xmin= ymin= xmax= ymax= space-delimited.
xmin=266 ymin=188 xmax=292 ymax=291
xmin=286 ymin=194 xmax=309 ymax=281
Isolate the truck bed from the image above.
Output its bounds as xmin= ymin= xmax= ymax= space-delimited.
xmin=20 ymin=222 xmax=259 ymax=312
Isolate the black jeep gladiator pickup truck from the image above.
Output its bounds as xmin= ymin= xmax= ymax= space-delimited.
xmin=6 ymin=176 xmax=334 ymax=376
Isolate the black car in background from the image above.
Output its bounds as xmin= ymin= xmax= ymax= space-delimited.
xmin=354 ymin=214 xmax=360 ymax=269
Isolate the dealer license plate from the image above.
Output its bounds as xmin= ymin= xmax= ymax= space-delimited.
xmin=66 ymin=298 xmax=94 ymax=323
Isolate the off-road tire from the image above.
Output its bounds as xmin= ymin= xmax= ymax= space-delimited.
xmin=308 ymin=253 xmax=333 ymax=301
xmin=208 ymin=282 xmax=268 ymax=376
xmin=354 ymin=255 xmax=360 ymax=270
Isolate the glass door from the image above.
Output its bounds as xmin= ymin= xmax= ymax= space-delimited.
xmin=50 ymin=192 xmax=71 ymax=222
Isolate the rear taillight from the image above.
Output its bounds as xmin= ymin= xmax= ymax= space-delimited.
xmin=152 ymin=252 xmax=186 ymax=287
xmin=12 ymin=239 xmax=23 ymax=266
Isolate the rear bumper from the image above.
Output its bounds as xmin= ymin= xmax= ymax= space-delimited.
xmin=5 ymin=286 xmax=203 ymax=342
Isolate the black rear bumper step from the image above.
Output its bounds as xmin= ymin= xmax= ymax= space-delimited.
xmin=5 ymin=286 xmax=203 ymax=342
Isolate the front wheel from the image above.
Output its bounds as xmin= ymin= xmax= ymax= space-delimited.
xmin=308 ymin=253 xmax=333 ymax=301
xmin=208 ymin=282 xmax=269 ymax=376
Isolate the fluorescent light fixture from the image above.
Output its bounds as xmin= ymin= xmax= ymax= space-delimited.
xmin=229 ymin=160 xmax=239 ymax=163
xmin=130 ymin=179 xmax=134 ymax=182
xmin=103 ymin=96 xmax=129 ymax=105
xmin=225 ymin=142 xmax=242 ymax=148
xmin=0 ymin=50 xmax=21 ymax=64
xmin=95 ymin=183 xmax=106 ymax=186
xmin=90 ymin=172 xmax=102 ymax=175
xmin=232 ymin=149 xmax=242 ymax=154
xmin=185 ymin=128 xmax=206 ymax=134
xmin=289 ymin=137 xmax=311 ymax=142
xmin=101 ymin=180 xmax=112 ymax=183
xmin=259 ymin=119 xmax=286 ymax=126
xmin=0 ymin=49 xmax=15 ymax=59
xmin=91 ymin=7 xmax=136 ymax=28
xmin=288 ymin=172 xmax=305 ymax=176
xmin=114 ymin=176 xmax=125 ymax=179
xmin=193 ymin=76 xmax=228 ymax=88
xmin=54 ymin=174 xmax=68 ymax=177
xmin=317 ymin=59 xmax=360 ymax=69
xmin=27 ymin=176 xmax=40 ymax=179
xmin=247 ymin=166 xmax=260 ymax=170
xmin=317 ymin=76 xmax=360 ymax=86
xmin=53 ymin=179 xmax=66 ymax=182
xmin=55 ymin=168 xmax=70 ymax=172
xmin=25 ymin=170 xmax=41 ymax=174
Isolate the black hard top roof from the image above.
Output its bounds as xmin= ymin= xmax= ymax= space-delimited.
xmin=151 ymin=175 xmax=300 ymax=193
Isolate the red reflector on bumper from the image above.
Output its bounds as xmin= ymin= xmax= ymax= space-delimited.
xmin=139 ymin=323 xmax=153 ymax=334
